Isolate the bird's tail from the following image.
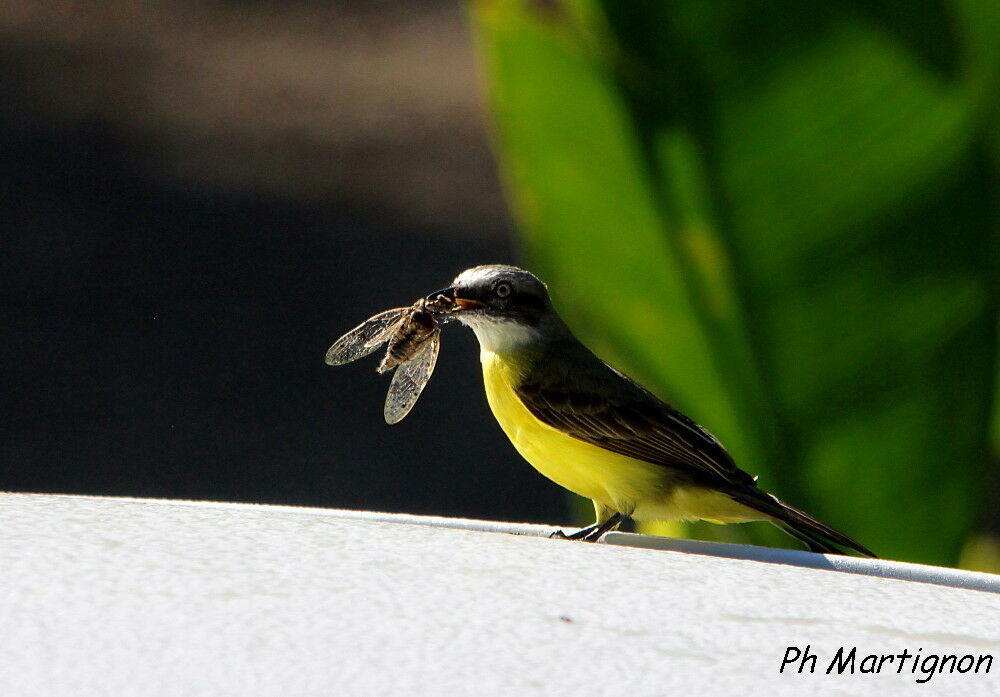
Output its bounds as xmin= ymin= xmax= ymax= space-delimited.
xmin=729 ymin=488 xmax=876 ymax=557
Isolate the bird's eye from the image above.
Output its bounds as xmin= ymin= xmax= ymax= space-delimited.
xmin=494 ymin=281 xmax=512 ymax=298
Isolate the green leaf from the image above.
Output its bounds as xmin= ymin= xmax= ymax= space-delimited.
xmin=473 ymin=0 xmax=999 ymax=566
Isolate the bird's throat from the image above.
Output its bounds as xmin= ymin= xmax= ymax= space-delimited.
xmin=461 ymin=315 xmax=542 ymax=354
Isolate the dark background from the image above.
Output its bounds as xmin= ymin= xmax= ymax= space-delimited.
xmin=1 ymin=1 xmax=569 ymax=522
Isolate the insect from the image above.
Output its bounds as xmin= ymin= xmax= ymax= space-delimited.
xmin=325 ymin=296 xmax=453 ymax=423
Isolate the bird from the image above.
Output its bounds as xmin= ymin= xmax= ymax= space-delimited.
xmin=428 ymin=264 xmax=874 ymax=556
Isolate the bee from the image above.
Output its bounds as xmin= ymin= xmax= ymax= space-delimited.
xmin=325 ymin=296 xmax=453 ymax=423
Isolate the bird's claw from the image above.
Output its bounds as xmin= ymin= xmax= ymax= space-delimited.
xmin=549 ymin=526 xmax=601 ymax=542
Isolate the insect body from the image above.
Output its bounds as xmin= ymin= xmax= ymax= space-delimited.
xmin=325 ymin=297 xmax=451 ymax=423
xmin=377 ymin=306 xmax=438 ymax=375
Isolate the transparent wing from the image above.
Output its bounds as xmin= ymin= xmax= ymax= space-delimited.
xmin=324 ymin=308 xmax=406 ymax=366
xmin=383 ymin=329 xmax=440 ymax=424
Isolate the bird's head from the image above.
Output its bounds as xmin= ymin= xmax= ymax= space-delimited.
xmin=427 ymin=264 xmax=564 ymax=352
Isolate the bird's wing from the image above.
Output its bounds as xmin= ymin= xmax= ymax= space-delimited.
xmin=514 ymin=340 xmax=755 ymax=488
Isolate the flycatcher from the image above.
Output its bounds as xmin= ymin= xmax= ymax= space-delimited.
xmin=429 ymin=264 xmax=873 ymax=556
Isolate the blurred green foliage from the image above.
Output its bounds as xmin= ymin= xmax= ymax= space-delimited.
xmin=472 ymin=0 xmax=999 ymax=566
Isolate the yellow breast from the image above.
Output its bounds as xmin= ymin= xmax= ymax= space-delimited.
xmin=480 ymin=349 xmax=663 ymax=513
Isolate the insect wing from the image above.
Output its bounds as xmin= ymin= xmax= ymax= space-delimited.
xmin=383 ymin=329 xmax=440 ymax=424
xmin=325 ymin=308 xmax=407 ymax=366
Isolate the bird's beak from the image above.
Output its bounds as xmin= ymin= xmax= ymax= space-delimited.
xmin=425 ymin=287 xmax=484 ymax=311
xmin=425 ymin=287 xmax=455 ymax=303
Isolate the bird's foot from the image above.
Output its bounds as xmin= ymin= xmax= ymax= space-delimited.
xmin=549 ymin=525 xmax=603 ymax=542
xmin=548 ymin=525 xmax=599 ymax=542
xmin=567 ymin=525 xmax=604 ymax=542
xmin=548 ymin=513 xmax=625 ymax=543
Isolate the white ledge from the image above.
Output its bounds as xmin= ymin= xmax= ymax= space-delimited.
xmin=142 ymin=498 xmax=1000 ymax=595
xmin=2 ymin=493 xmax=998 ymax=696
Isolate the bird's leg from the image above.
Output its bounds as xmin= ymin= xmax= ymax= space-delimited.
xmin=575 ymin=512 xmax=624 ymax=542
xmin=550 ymin=511 xmax=625 ymax=542
xmin=549 ymin=524 xmax=596 ymax=540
